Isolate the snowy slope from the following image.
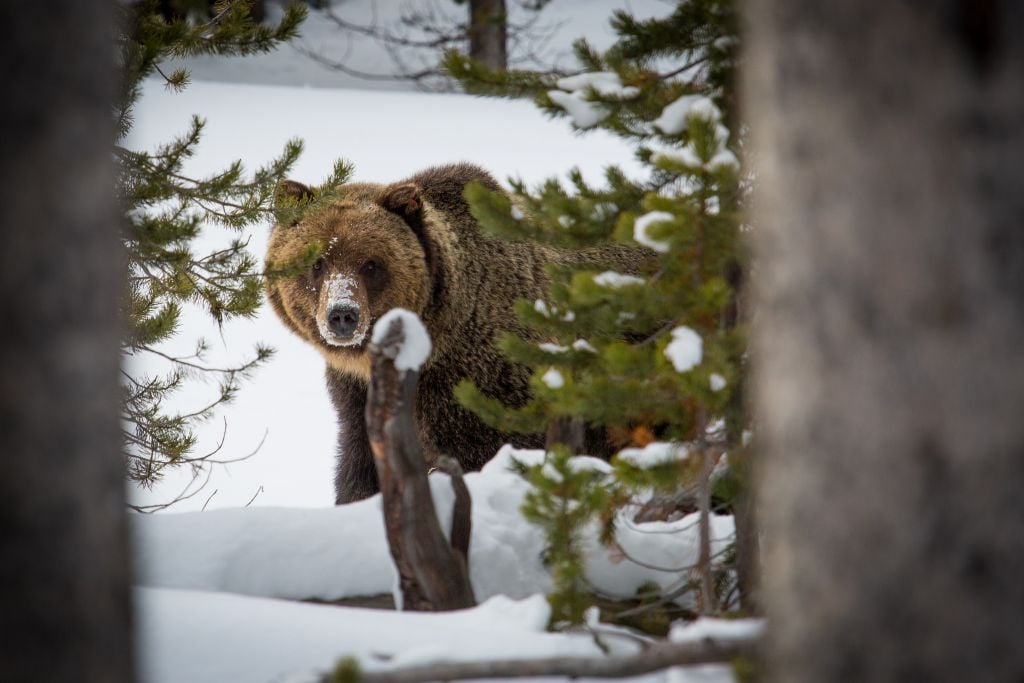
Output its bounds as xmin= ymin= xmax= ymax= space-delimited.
xmin=133 ymin=447 xmax=739 ymax=683
xmin=134 ymin=446 xmax=736 ymax=604
xmin=136 ymin=588 xmax=619 ymax=683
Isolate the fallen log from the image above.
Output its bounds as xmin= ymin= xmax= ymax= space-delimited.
xmin=324 ymin=633 xmax=761 ymax=683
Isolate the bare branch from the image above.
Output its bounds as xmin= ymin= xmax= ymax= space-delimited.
xmin=129 ymin=465 xmax=214 ymax=514
xmin=244 ymin=485 xmax=264 ymax=507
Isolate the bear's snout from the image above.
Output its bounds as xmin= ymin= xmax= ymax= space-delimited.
xmin=327 ymin=305 xmax=360 ymax=339
xmin=317 ymin=272 xmax=369 ymax=348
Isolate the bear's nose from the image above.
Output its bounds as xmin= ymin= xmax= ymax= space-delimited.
xmin=327 ymin=305 xmax=360 ymax=338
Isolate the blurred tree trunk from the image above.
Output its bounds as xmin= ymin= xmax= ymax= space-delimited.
xmin=0 ymin=3 xmax=133 ymax=682
xmin=746 ymin=1 xmax=1024 ymax=681
xmin=468 ymin=0 xmax=507 ymax=70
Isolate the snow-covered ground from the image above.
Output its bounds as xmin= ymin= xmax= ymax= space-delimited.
xmin=126 ymin=4 xmax=747 ymax=681
xmin=137 ymin=589 xmax=611 ymax=683
xmin=135 ymin=446 xmax=735 ymax=605
xmin=134 ymin=446 xmax=738 ymax=683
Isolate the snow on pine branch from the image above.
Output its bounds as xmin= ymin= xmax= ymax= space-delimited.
xmin=547 ymin=71 xmax=639 ymax=129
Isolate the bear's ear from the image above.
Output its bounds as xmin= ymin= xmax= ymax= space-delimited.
xmin=274 ymin=180 xmax=314 ymax=226
xmin=380 ymin=183 xmax=422 ymax=223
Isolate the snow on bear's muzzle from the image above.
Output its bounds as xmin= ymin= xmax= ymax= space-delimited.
xmin=317 ymin=272 xmax=369 ymax=347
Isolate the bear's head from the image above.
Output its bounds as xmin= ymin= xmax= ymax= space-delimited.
xmin=265 ymin=180 xmax=436 ymax=380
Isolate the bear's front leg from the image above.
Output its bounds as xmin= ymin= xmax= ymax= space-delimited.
xmin=325 ymin=367 xmax=379 ymax=504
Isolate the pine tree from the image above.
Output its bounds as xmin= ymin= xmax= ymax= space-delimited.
xmin=447 ymin=0 xmax=753 ymax=626
xmin=116 ymin=0 xmax=351 ymax=500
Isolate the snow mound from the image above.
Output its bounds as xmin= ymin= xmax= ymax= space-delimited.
xmin=371 ymin=308 xmax=431 ymax=371
xmin=137 ymin=588 xmax=609 ymax=683
xmin=135 ymin=442 xmax=735 ymax=606
xmin=486 ymin=444 xmax=546 ymax=472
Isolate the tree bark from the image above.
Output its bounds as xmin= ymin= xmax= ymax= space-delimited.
xmin=366 ymin=316 xmax=476 ymax=611
xmin=546 ymin=415 xmax=585 ymax=453
xmin=729 ymin=448 xmax=760 ymax=613
xmin=746 ymin=2 xmax=1024 ymax=681
xmin=0 ymin=3 xmax=134 ymax=682
xmin=468 ymin=0 xmax=507 ymax=70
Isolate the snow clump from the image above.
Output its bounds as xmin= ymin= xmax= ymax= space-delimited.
xmin=593 ymin=271 xmax=646 ymax=288
xmin=572 ymin=339 xmax=597 ymax=353
xmin=541 ymin=367 xmax=565 ymax=389
xmin=665 ymin=325 xmax=703 ymax=372
xmin=541 ymin=462 xmax=563 ymax=483
xmin=617 ymin=441 xmax=690 ymax=468
xmin=633 ymin=211 xmax=675 ymax=252
xmin=371 ymin=308 xmax=431 ymax=371
xmin=655 ymin=143 xmax=703 ymax=168
xmin=670 ymin=616 xmax=765 ymax=644
xmin=546 ymin=91 xmax=608 ymax=129
xmin=547 ymin=72 xmax=638 ymax=129
xmin=653 ymin=94 xmax=722 ymax=135
xmin=555 ymin=72 xmax=640 ymax=97
xmin=707 ymin=148 xmax=740 ymax=171
xmin=568 ymin=456 xmax=613 ymax=475
xmin=651 ymin=94 xmax=740 ymax=173
xmin=510 ymin=204 xmax=525 ymax=220
xmin=538 ymin=342 xmax=568 ymax=353
xmin=710 ymin=373 xmax=727 ymax=392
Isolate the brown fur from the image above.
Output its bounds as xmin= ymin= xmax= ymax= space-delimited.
xmin=266 ymin=163 xmax=651 ymax=504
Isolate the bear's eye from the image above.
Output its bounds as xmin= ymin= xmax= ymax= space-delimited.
xmin=360 ymin=259 xmax=378 ymax=277
xmin=312 ymin=258 xmax=324 ymax=275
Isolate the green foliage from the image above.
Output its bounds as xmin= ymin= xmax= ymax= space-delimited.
xmin=117 ymin=1 xmax=349 ymax=497
xmin=331 ymin=656 xmax=362 ymax=683
xmin=515 ymin=446 xmax=620 ymax=626
xmin=450 ymin=0 xmax=748 ymax=626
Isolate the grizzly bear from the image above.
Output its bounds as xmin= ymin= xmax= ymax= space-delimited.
xmin=266 ymin=163 xmax=649 ymax=504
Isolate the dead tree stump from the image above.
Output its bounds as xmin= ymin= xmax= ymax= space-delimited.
xmin=366 ymin=311 xmax=476 ymax=611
